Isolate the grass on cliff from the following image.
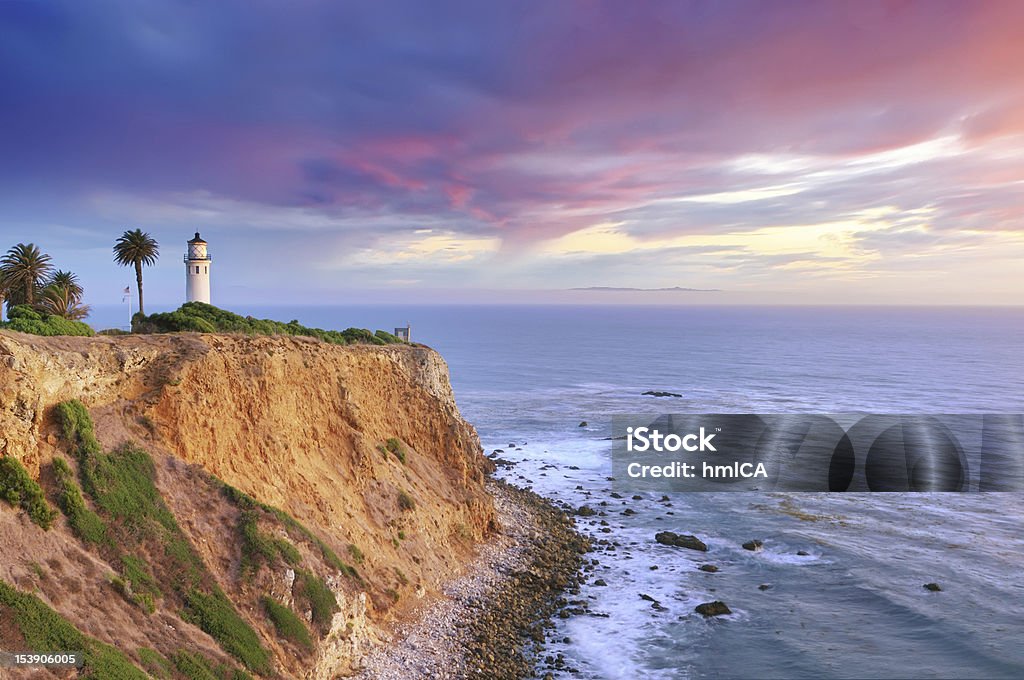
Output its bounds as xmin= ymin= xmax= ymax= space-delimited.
xmin=239 ymin=508 xmax=302 ymax=575
xmin=0 ymin=304 xmax=94 ymax=337
xmin=169 ymin=649 xmax=254 ymax=680
xmin=133 ymin=302 xmax=404 ymax=346
xmin=221 ymin=482 xmax=359 ymax=580
xmin=294 ymin=570 xmax=339 ymax=631
xmin=55 ymin=399 xmax=271 ymax=675
xmin=397 ymin=490 xmax=416 ymax=512
xmin=0 ymin=455 xmax=57 ymax=529
xmin=384 ymin=437 xmax=407 ymax=464
xmin=52 ymin=456 xmax=109 ymax=545
xmin=0 ymin=580 xmax=147 ymax=679
xmin=261 ymin=597 xmax=313 ymax=650
xmin=180 ymin=587 xmax=270 ymax=674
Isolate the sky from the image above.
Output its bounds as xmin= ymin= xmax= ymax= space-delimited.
xmin=1 ymin=0 xmax=1023 ymax=309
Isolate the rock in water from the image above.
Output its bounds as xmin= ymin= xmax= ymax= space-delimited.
xmin=655 ymin=531 xmax=708 ymax=551
xmin=923 ymin=583 xmax=942 ymax=592
xmin=698 ymin=564 xmax=719 ymax=573
xmin=576 ymin=506 xmax=597 ymax=517
xmin=642 ymin=390 xmax=683 ymax=398
xmin=742 ymin=539 xmax=764 ymax=551
xmin=578 ymin=421 xmax=588 ymax=427
xmin=695 ymin=601 xmax=731 ymax=617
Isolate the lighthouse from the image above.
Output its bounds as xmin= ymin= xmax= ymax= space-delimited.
xmin=184 ymin=232 xmax=212 ymax=304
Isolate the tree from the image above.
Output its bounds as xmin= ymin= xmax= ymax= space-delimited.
xmin=49 ymin=270 xmax=84 ymax=300
xmin=39 ymin=270 xmax=90 ymax=320
xmin=113 ymin=229 xmax=159 ymax=316
xmin=0 ymin=243 xmax=53 ymax=309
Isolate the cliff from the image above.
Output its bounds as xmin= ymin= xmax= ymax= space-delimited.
xmin=0 ymin=330 xmax=496 ymax=678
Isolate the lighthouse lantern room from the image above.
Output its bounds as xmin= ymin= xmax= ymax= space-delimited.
xmin=184 ymin=232 xmax=212 ymax=304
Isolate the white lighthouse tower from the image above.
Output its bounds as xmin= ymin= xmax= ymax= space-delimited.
xmin=184 ymin=232 xmax=212 ymax=304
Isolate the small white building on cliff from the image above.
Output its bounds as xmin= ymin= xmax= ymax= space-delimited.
xmin=184 ymin=232 xmax=211 ymax=304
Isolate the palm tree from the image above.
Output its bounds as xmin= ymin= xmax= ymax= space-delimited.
xmin=0 ymin=243 xmax=53 ymax=308
xmin=49 ymin=270 xmax=84 ymax=301
xmin=39 ymin=280 xmax=91 ymax=320
xmin=113 ymin=229 xmax=159 ymax=316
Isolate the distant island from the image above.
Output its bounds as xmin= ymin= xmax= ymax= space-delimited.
xmin=569 ymin=286 xmax=721 ymax=292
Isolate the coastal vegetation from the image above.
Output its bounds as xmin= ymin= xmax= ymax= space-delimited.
xmin=113 ymin=229 xmax=159 ymax=316
xmin=0 ymin=580 xmax=149 ymax=679
xmin=220 ymin=481 xmax=360 ymax=579
xmin=0 ymin=455 xmax=57 ymax=529
xmin=0 ymin=242 xmax=52 ymax=308
xmin=0 ymin=303 xmax=94 ymax=336
xmin=385 ymin=437 xmax=408 ymax=464
xmin=55 ymin=399 xmax=271 ymax=675
xmin=0 ymin=242 xmax=92 ymax=331
xmin=261 ymin=596 xmax=313 ymax=650
xmin=134 ymin=301 xmax=406 ymax=345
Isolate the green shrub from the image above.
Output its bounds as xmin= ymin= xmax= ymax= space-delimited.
xmin=1 ymin=305 xmax=94 ymax=337
xmin=239 ymin=509 xmax=302 ymax=574
xmin=119 ymin=555 xmax=161 ymax=613
xmin=55 ymin=400 xmax=101 ymax=456
xmin=385 ymin=588 xmax=399 ymax=603
xmin=262 ymin=596 xmax=313 ymax=650
xmin=137 ymin=647 xmax=174 ymax=679
xmin=170 ymin=650 xmax=221 ymax=680
xmin=132 ymin=302 xmax=402 ymax=346
xmin=222 ymin=482 xmax=358 ymax=579
xmin=7 ymin=304 xmax=42 ymax=321
xmin=0 ymin=580 xmax=147 ymax=679
xmin=385 ymin=438 xmax=407 ymax=464
xmin=171 ymin=650 xmax=253 ymax=680
xmin=181 ymin=588 xmax=271 ymax=674
xmin=375 ymin=329 xmax=403 ymax=343
xmin=52 ymin=457 xmax=108 ymax=545
xmin=0 ymin=456 xmax=57 ymax=529
xmin=397 ymin=491 xmax=415 ymax=512
xmin=295 ymin=571 xmax=338 ymax=630
xmin=347 ymin=544 xmax=364 ymax=564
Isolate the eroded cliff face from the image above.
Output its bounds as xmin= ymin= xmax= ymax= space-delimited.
xmin=0 ymin=330 xmax=496 ymax=678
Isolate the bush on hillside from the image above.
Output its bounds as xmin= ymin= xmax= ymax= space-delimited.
xmin=0 ymin=456 xmax=57 ymax=529
xmin=1 ymin=304 xmax=94 ymax=337
xmin=132 ymin=302 xmax=404 ymax=346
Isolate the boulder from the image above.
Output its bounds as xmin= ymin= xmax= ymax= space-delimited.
xmin=742 ymin=540 xmax=764 ymax=551
xmin=698 ymin=564 xmax=719 ymax=573
xmin=655 ymin=531 xmax=708 ymax=551
xmin=923 ymin=583 xmax=942 ymax=592
xmin=695 ymin=601 xmax=731 ymax=617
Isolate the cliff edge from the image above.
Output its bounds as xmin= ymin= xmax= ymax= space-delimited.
xmin=0 ymin=330 xmax=496 ymax=678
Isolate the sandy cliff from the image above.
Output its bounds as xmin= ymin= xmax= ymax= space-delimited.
xmin=0 ymin=330 xmax=496 ymax=678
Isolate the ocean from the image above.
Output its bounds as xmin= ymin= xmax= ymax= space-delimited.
xmin=88 ymin=304 xmax=1024 ymax=678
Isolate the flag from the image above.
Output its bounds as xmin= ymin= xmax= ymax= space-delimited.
xmin=122 ymin=287 xmax=130 ymax=303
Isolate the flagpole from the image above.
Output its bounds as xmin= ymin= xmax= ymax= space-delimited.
xmin=126 ymin=287 xmax=132 ymax=330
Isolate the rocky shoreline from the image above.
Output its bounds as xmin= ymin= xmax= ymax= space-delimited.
xmin=357 ymin=480 xmax=590 ymax=680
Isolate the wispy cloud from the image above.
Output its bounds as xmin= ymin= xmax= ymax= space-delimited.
xmin=0 ymin=0 xmax=1022 ymax=304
